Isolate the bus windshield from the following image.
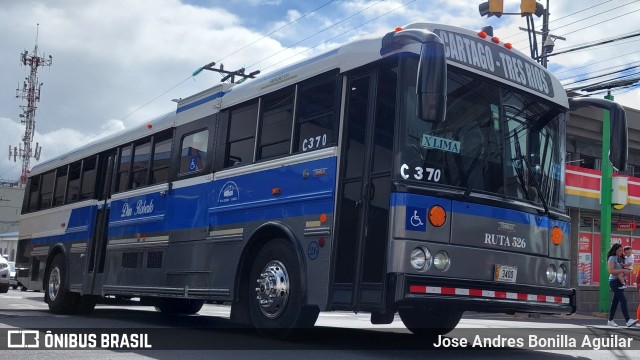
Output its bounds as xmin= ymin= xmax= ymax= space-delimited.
xmin=399 ymin=57 xmax=566 ymax=211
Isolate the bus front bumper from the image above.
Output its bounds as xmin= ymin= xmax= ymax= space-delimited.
xmin=390 ymin=274 xmax=576 ymax=315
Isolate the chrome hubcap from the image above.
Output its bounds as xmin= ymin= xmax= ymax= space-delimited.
xmin=254 ymin=260 xmax=289 ymax=319
xmin=48 ymin=267 xmax=61 ymax=301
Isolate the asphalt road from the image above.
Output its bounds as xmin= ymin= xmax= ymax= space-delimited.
xmin=1 ymin=289 xmax=639 ymax=359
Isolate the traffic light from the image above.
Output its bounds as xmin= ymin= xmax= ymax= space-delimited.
xmin=520 ymin=0 xmax=536 ymax=15
xmin=489 ymin=0 xmax=504 ymax=15
xmin=478 ymin=0 xmax=503 ymax=18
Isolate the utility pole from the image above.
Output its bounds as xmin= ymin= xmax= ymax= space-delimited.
xmin=9 ymin=24 xmax=52 ymax=187
xmin=479 ymin=1 xmax=564 ymax=67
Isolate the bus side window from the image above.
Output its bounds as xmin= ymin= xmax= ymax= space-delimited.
xmin=179 ymin=130 xmax=208 ymax=174
xmin=26 ymin=175 xmax=41 ymax=212
xmin=131 ymin=139 xmax=151 ymax=188
xmin=66 ymin=161 xmax=82 ymax=203
xmin=53 ymin=165 xmax=68 ymax=206
xmin=257 ymin=86 xmax=294 ymax=160
xmin=151 ymin=130 xmax=173 ymax=184
xmin=115 ymin=145 xmax=132 ymax=193
xmin=39 ymin=171 xmax=55 ymax=210
xmin=225 ymin=101 xmax=258 ymax=168
xmin=294 ymin=71 xmax=339 ymax=153
xmin=80 ymin=156 xmax=98 ymax=200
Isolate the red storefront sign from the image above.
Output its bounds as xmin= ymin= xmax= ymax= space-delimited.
xmin=617 ymin=221 xmax=637 ymax=231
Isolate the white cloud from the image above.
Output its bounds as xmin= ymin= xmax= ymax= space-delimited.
xmin=1 ymin=0 xmax=639 ymax=183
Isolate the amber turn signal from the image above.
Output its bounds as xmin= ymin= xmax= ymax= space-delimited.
xmin=551 ymin=226 xmax=563 ymax=246
xmin=428 ymin=205 xmax=446 ymax=227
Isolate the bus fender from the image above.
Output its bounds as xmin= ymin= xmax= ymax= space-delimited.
xmin=232 ymin=221 xmax=309 ymax=321
xmin=44 ymin=243 xmax=70 ymax=291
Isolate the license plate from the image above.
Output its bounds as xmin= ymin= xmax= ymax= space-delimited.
xmin=495 ymin=264 xmax=517 ymax=283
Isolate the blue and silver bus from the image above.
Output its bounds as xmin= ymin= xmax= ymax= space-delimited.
xmin=16 ymin=23 xmax=627 ymax=336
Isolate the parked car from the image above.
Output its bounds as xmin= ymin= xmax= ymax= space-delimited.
xmin=8 ymin=261 xmax=17 ymax=289
xmin=0 ymin=257 xmax=9 ymax=293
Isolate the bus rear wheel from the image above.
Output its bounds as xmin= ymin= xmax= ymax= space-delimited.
xmin=45 ymin=254 xmax=79 ymax=314
xmin=399 ymin=306 xmax=463 ymax=336
xmin=248 ymin=239 xmax=318 ymax=337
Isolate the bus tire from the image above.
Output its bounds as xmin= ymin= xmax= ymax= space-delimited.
xmin=248 ymin=239 xmax=318 ymax=338
xmin=0 ymin=284 xmax=8 ymax=293
xmin=45 ymin=254 xmax=79 ymax=314
xmin=154 ymin=298 xmax=204 ymax=315
xmin=399 ymin=306 xmax=463 ymax=336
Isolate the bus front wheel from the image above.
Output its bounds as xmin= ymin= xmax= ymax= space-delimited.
xmin=248 ymin=239 xmax=318 ymax=337
xmin=399 ymin=306 xmax=463 ymax=336
xmin=45 ymin=254 xmax=79 ymax=314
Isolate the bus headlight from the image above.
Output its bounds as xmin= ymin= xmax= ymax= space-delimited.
xmin=546 ymin=264 xmax=557 ymax=283
xmin=410 ymin=247 xmax=432 ymax=271
xmin=433 ymin=251 xmax=450 ymax=271
xmin=557 ymin=264 xmax=567 ymax=285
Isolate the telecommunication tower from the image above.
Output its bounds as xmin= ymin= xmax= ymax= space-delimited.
xmin=9 ymin=24 xmax=52 ymax=187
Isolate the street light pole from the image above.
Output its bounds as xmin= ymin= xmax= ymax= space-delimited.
xmin=540 ymin=0 xmax=550 ymax=67
xmin=598 ymin=92 xmax=614 ymax=313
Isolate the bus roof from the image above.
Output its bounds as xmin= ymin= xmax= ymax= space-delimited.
xmin=30 ymin=22 xmax=568 ymax=177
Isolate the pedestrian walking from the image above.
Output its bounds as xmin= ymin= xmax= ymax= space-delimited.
xmin=607 ymin=243 xmax=638 ymax=327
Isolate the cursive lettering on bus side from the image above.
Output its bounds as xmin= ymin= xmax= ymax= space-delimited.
xmin=120 ymin=200 xmax=155 ymax=218
xmin=121 ymin=203 xmax=133 ymax=218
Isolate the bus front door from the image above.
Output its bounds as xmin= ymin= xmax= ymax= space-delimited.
xmin=83 ymin=150 xmax=116 ymax=294
xmin=332 ymin=62 xmax=396 ymax=312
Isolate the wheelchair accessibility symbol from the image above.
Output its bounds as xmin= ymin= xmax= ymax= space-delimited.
xmin=410 ymin=210 xmax=424 ymax=227
xmin=405 ymin=207 xmax=426 ymax=232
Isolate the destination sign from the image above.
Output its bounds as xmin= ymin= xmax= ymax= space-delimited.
xmin=434 ymin=29 xmax=554 ymax=97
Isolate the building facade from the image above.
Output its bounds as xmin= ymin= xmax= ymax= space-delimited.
xmin=0 ymin=180 xmax=23 ymax=261
xmin=566 ymin=103 xmax=640 ymax=313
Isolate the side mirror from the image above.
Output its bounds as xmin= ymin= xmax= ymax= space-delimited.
xmin=417 ymin=40 xmax=447 ymax=123
xmin=380 ymin=29 xmax=447 ymax=123
xmin=569 ymin=98 xmax=628 ymax=171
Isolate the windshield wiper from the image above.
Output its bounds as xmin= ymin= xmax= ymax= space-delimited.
xmin=512 ymin=129 xmax=549 ymax=214
xmin=463 ymin=145 xmax=487 ymax=198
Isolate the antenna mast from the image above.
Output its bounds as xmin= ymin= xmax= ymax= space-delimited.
xmin=9 ymin=24 xmax=52 ymax=187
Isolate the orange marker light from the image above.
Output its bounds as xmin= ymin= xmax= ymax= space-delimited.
xmin=395 ymin=26 xmax=404 ymax=32
xmin=428 ymin=206 xmax=446 ymax=227
xmin=319 ymin=213 xmax=327 ymax=223
xmin=271 ymin=188 xmax=281 ymax=195
xmin=504 ymin=43 xmax=513 ymax=49
xmin=491 ymin=37 xmax=500 ymax=44
xmin=478 ymin=31 xmax=487 ymax=39
xmin=551 ymin=226 xmax=563 ymax=246
xmin=147 ymin=124 xmax=152 ymax=129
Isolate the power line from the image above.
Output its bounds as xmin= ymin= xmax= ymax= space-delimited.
xmin=559 ymin=61 xmax=640 ymax=83
xmin=215 ymin=1 xmax=337 ymax=63
xmin=78 ymin=3 xmax=341 ymax=143
xmin=505 ymin=0 xmax=615 ymax=39
xmin=557 ymin=7 xmax=640 ymax=38
xmin=552 ymin=0 xmax=639 ymax=33
xmin=556 ymin=48 xmax=640 ymax=75
xmin=543 ymin=31 xmax=640 ymax=59
xmin=246 ymin=0 xmax=386 ymax=70
xmin=259 ymin=0 xmax=418 ymax=73
xmin=566 ymin=71 xmax=640 ymax=92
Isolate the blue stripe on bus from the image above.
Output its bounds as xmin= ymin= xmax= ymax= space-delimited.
xmin=176 ymin=91 xmax=227 ymax=113
xmin=31 ymin=155 xmax=338 ymax=245
xmin=390 ymin=192 xmax=554 ymax=227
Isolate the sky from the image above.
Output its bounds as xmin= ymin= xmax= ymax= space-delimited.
xmin=1 ymin=0 xmax=639 ymax=181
